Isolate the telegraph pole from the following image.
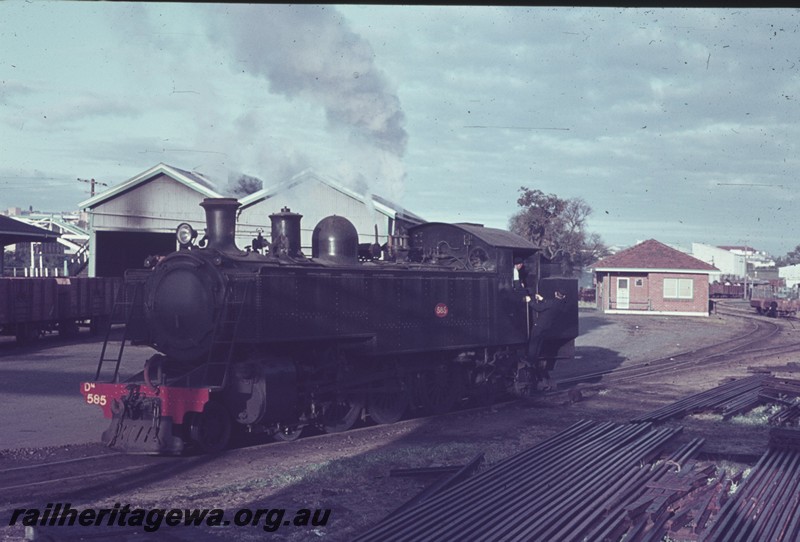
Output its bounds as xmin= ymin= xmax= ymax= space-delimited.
xmin=77 ymin=177 xmax=108 ymax=197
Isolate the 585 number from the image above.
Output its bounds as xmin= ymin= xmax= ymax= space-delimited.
xmin=86 ymin=394 xmax=107 ymax=406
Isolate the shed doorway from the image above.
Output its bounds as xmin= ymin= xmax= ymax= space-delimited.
xmin=94 ymin=231 xmax=175 ymax=277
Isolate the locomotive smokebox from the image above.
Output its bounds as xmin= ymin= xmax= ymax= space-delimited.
xmin=269 ymin=207 xmax=303 ymax=258
xmin=200 ymin=198 xmax=241 ymax=254
xmin=312 ymin=215 xmax=359 ymax=265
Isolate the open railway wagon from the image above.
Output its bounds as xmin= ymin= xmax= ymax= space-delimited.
xmin=750 ymin=284 xmax=800 ymax=317
xmin=81 ymin=198 xmax=579 ymax=454
xmin=708 ymin=282 xmax=745 ymax=299
xmin=0 ymin=276 xmax=119 ymax=342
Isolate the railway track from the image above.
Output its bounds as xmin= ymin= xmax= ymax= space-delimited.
xmin=554 ymin=303 xmax=797 ymax=389
xmin=0 ymin=396 xmax=515 ymax=510
xmin=0 ymin=451 xmax=186 ymax=509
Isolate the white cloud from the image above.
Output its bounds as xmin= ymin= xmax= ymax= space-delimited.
xmin=1 ymin=5 xmax=799 ymax=256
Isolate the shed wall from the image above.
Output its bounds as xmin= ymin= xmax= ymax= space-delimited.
xmin=597 ymin=272 xmax=649 ymax=311
xmin=91 ymin=174 xmax=210 ymax=232
xmin=596 ymin=271 xmax=709 ymax=316
xmin=87 ymin=174 xmax=214 ymax=276
xmin=237 ymin=182 xmax=392 ymax=253
xmin=648 ymin=272 xmax=709 ymax=314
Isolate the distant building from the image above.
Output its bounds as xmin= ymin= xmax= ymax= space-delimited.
xmin=717 ymin=245 xmax=775 ymax=268
xmin=591 ymin=239 xmax=719 ymax=317
xmin=779 ymin=264 xmax=800 ymax=289
xmin=10 ymin=214 xmax=90 ymax=276
xmin=0 ymin=215 xmax=60 ymax=276
xmin=78 ymin=163 xmax=426 ymax=277
xmin=237 ymin=169 xmax=425 ymax=253
xmin=79 ymin=163 xmax=223 ymax=277
xmin=692 ymin=243 xmax=745 ymax=281
xmin=753 ymin=267 xmax=781 ymax=285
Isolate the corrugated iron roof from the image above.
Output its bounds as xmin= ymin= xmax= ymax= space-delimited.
xmin=78 ymin=163 xmax=223 ymax=209
xmin=0 ymin=215 xmax=60 ymax=246
xmin=592 ymin=239 xmax=719 ymax=272
xmin=239 ymin=169 xmax=426 ymax=223
xmin=411 ymin=222 xmax=537 ymax=250
xmin=371 ymin=194 xmax=426 ymax=225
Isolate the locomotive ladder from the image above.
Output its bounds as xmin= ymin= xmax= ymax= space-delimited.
xmin=95 ymin=279 xmax=144 ymax=383
xmin=203 ymin=279 xmax=252 ymax=390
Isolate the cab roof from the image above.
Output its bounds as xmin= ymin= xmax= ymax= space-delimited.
xmin=409 ymin=222 xmax=538 ymax=252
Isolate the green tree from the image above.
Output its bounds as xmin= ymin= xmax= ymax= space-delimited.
xmin=3 ymin=249 xmax=24 ymax=275
xmin=775 ymin=244 xmax=800 ymax=267
xmin=508 ymin=187 xmax=608 ymax=276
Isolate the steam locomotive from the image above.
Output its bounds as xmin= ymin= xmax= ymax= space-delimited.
xmin=81 ymin=198 xmax=578 ymax=454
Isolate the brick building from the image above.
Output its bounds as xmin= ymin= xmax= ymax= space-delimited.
xmin=592 ymin=239 xmax=719 ymax=317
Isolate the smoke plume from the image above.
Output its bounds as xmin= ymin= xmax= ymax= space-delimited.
xmin=210 ymin=5 xmax=408 ymax=198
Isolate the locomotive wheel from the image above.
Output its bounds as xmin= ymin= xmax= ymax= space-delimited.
xmin=58 ymin=320 xmax=79 ymax=338
xmin=321 ymin=395 xmax=365 ymax=433
xmin=414 ymin=364 xmax=463 ymax=415
xmin=273 ymin=425 xmax=303 ymax=442
xmin=89 ymin=315 xmax=110 ymax=336
xmin=368 ymin=376 xmax=408 ymax=425
xmin=768 ymin=302 xmax=778 ymax=318
xmin=188 ymin=401 xmax=232 ymax=454
xmin=317 ymin=350 xmax=365 ymax=433
xmin=15 ymin=323 xmax=41 ymax=344
xmin=471 ymin=370 xmax=502 ymax=407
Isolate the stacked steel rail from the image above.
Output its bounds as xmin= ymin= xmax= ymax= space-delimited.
xmin=631 ymin=374 xmax=800 ymax=424
xmin=702 ymin=429 xmax=800 ymax=541
xmin=357 ymin=421 xmax=800 ymax=541
xmin=356 ymin=421 xmax=710 ymax=542
xmin=758 ymin=378 xmax=800 ymax=426
xmin=631 ymin=375 xmax=769 ymax=423
xmin=359 ymin=374 xmax=800 ymax=541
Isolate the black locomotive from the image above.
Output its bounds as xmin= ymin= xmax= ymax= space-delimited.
xmin=82 ymin=198 xmax=578 ymax=454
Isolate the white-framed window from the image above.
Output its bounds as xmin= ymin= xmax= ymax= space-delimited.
xmin=635 ymin=278 xmax=644 ymax=287
xmin=663 ymin=278 xmax=693 ymax=299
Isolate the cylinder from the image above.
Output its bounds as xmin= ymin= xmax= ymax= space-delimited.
xmin=199 ymin=198 xmax=241 ymax=253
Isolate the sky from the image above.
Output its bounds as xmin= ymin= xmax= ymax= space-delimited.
xmin=1 ymin=3 xmax=799 ymax=256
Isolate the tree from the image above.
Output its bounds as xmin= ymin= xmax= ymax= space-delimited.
xmin=3 ymin=249 xmax=24 ymax=275
xmin=228 ymin=174 xmax=263 ymax=197
xmin=508 ymin=187 xmax=609 ymax=276
xmin=775 ymin=244 xmax=800 ymax=267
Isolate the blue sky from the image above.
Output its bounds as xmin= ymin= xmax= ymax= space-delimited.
xmin=2 ymin=4 xmax=799 ymax=256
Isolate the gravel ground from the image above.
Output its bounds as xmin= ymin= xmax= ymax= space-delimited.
xmin=4 ymin=304 xmax=797 ymax=542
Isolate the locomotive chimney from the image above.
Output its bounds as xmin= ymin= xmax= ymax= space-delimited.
xmin=199 ymin=198 xmax=241 ymax=253
xmin=269 ymin=207 xmax=303 ymax=258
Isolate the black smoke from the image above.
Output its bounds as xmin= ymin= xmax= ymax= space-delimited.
xmin=211 ymin=5 xmax=408 ymax=158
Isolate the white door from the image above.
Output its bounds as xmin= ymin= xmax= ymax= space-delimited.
xmin=616 ymin=278 xmax=630 ymax=309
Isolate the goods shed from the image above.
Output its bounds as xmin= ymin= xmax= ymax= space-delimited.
xmin=592 ymin=239 xmax=719 ymax=317
xmin=237 ymin=169 xmax=425 ymax=253
xmin=79 ymin=163 xmax=223 ymax=277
